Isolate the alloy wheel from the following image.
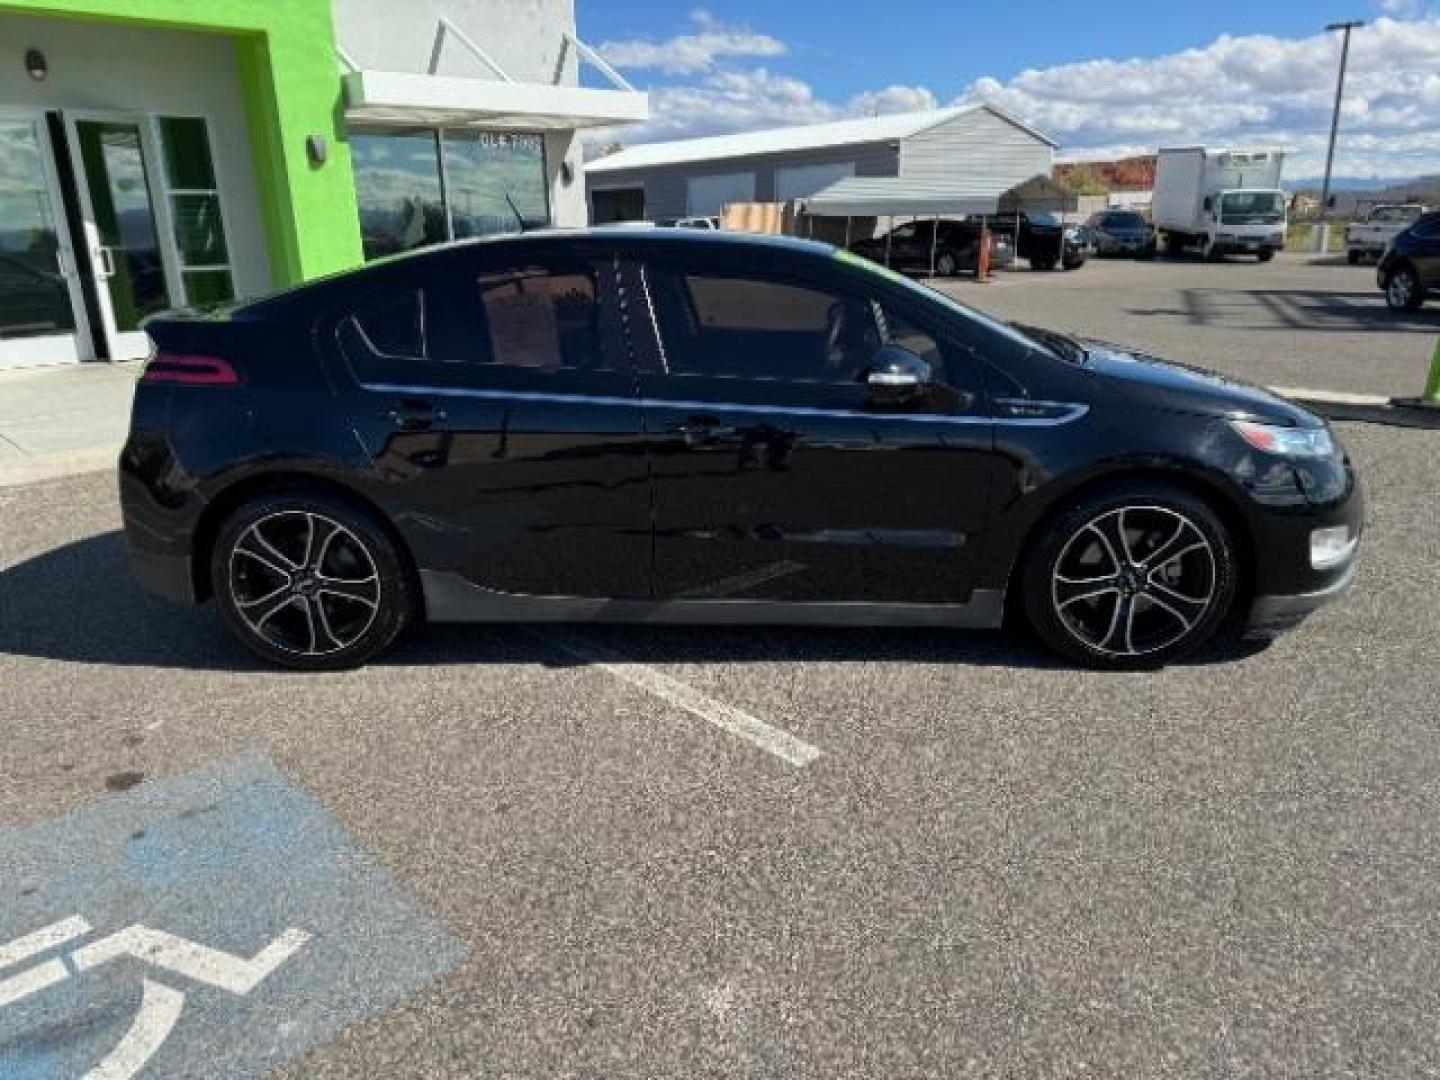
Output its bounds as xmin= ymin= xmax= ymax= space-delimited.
xmin=1050 ymin=505 xmax=1218 ymax=658
xmin=1389 ymin=269 xmax=1415 ymax=308
xmin=228 ymin=510 xmax=381 ymax=657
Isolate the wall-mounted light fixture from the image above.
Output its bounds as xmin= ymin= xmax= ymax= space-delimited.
xmin=25 ymin=47 xmax=48 ymax=81
xmin=305 ymin=134 xmax=327 ymax=167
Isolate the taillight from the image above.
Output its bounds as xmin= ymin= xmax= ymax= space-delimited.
xmin=140 ymin=353 xmax=240 ymax=386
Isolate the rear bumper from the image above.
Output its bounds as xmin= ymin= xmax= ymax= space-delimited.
xmin=1245 ymin=557 xmax=1358 ymax=639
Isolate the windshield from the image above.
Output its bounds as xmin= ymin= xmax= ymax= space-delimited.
xmin=1102 ymin=213 xmax=1147 ymax=229
xmin=1220 ymin=191 xmax=1285 ymax=224
xmin=832 ymin=248 xmax=1052 ymax=355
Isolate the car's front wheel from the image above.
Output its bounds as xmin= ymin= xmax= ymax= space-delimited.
xmin=1021 ymin=485 xmax=1239 ymax=669
xmin=212 ymin=491 xmax=413 ymax=669
xmin=935 ymin=251 xmax=958 ymax=277
xmin=1386 ymin=263 xmax=1425 ymax=311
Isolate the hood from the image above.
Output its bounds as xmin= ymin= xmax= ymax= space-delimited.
xmin=1076 ymin=338 xmax=1322 ymax=427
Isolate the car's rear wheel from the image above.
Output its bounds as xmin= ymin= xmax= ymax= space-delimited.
xmin=1347 ymin=249 xmax=1362 ymax=266
xmin=212 ymin=492 xmax=413 ymax=670
xmin=1021 ymin=485 xmax=1239 ymax=669
xmin=1030 ymin=255 xmax=1057 ymax=271
xmin=1386 ymin=263 xmax=1425 ymax=311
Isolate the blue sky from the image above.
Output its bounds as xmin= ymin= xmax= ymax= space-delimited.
xmin=580 ymin=1 xmax=1440 ymax=179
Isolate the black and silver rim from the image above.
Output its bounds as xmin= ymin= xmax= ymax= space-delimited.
xmin=937 ymin=253 xmax=956 ymax=276
xmin=1389 ymin=271 xmax=1414 ymax=307
xmin=1051 ymin=505 xmax=1218 ymax=657
xmin=228 ymin=511 xmax=381 ymax=656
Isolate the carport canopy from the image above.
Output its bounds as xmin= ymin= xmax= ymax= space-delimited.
xmin=801 ymin=173 xmax=1076 ymax=217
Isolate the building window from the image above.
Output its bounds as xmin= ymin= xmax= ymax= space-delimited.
xmin=157 ymin=117 xmax=234 ymax=304
xmin=349 ymin=128 xmax=548 ymax=262
xmin=349 ymin=129 xmax=448 ymax=261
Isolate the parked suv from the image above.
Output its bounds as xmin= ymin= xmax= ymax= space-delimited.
xmin=1084 ymin=210 xmax=1157 ymax=259
xmin=849 ymin=219 xmax=1012 ymax=276
xmin=121 ymin=230 xmax=1361 ymax=671
xmin=1377 ymin=210 xmax=1440 ymax=310
xmin=972 ymin=212 xmax=1086 ymax=271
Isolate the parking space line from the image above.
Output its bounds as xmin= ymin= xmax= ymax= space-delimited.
xmin=0 ymin=959 xmax=68 ymax=1009
xmin=545 ymin=633 xmax=821 ymax=768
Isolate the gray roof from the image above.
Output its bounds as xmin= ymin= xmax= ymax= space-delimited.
xmin=587 ymin=103 xmax=1057 ymax=174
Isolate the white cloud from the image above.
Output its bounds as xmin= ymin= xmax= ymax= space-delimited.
xmin=597 ymin=9 xmax=785 ymax=76
xmin=592 ymin=14 xmax=1440 ymax=180
xmin=957 ymin=17 xmax=1440 ymax=179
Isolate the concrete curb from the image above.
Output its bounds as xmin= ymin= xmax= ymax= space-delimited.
xmin=1270 ymin=387 xmax=1440 ymax=430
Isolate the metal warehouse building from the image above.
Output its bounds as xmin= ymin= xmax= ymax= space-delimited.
xmin=586 ymin=103 xmax=1059 ymax=226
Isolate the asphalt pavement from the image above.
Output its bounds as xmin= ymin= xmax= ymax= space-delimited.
xmin=937 ymin=253 xmax=1440 ymax=400
xmin=1 ymin=416 xmax=1437 ymax=1077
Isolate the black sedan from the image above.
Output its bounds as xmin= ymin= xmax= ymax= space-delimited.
xmin=1377 ymin=209 xmax=1440 ymax=311
xmin=849 ymin=219 xmax=1010 ymax=276
xmin=120 ymin=230 xmax=1362 ymax=670
xmin=1084 ymin=210 xmax=1158 ymax=259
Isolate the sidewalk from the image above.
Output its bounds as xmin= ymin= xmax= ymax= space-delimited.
xmin=0 ymin=362 xmax=139 ymax=488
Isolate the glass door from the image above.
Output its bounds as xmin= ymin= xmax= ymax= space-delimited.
xmin=0 ymin=110 xmax=89 ymax=369
xmin=64 ymin=114 xmax=173 ymax=361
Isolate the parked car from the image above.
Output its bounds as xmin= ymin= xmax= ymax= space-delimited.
xmin=1084 ymin=210 xmax=1158 ymax=259
xmin=1377 ymin=209 xmax=1440 ymax=311
xmin=121 ymin=230 xmax=1362 ymax=671
xmin=971 ymin=212 xmax=1086 ymax=271
xmin=849 ymin=219 xmax=1012 ymax=276
xmin=1346 ymin=204 xmax=1429 ymax=265
xmin=661 ymin=216 xmax=720 ymax=230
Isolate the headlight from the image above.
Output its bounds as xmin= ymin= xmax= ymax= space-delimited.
xmin=1230 ymin=419 xmax=1335 ymax=458
xmin=1311 ymin=525 xmax=1358 ymax=570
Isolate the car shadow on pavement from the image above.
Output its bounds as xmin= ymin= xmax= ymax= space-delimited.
xmin=0 ymin=531 xmax=1268 ymax=673
xmin=1128 ymin=288 xmax=1439 ymax=332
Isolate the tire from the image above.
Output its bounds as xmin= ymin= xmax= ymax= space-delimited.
xmin=1202 ymin=238 xmax=1223 ymax=263
xmin=935 ymin=251 xmax=958 ymax=277
xmin=1257 ymin=249 xmax=1275 ymax=263
xmin=1030 ymin=255 xmax=1057 ymax=272
xmin=212 ymin=491 xmax=413 ymax=670
xmin=1347 ymin=249 xmax=1362 ymax=266
xmin=1020 ymin=483 xmax=1240 ymax=670
xmin=1163 ymin=233 xmax=1184 ymax=256
xmin=1385 ymin=263 xmax=1425 ymax=311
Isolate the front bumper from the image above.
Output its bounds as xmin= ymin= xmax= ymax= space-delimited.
xmin=1245 ymin=557 xmax=1358 ymax=638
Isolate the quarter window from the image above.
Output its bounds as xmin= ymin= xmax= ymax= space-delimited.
xmin=648 ymin=267 xmax=880 ymax=383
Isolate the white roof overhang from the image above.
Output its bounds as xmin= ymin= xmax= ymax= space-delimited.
xmin=343 ymin=70 xmax=650 ymax=131
xmin=802 ymin=174 xmax=1076 ymax=217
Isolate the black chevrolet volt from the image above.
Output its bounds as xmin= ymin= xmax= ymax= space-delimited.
xmin=119 ymin=230 xmax=1362 ymax=670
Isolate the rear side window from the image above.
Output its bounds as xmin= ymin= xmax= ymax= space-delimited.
xmin=430 ymin=264 xmax=604 ymax=371
xmin=339 ymin=261 xmax=609 ymax=381
xmin=647 ymin=266 xmax=879 ymax=383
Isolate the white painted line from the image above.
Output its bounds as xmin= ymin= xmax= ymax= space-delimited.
xmin=84 ymin=978 xmax=185 ymax=1080
xmin=548 ymin=634 xmax=821 ymax=768
xmin=1270 ymin=386 xmax=1392 ymax=407
xmin=0 ymin=958 xmax=68 ymax=1008
xmin=72 ymin=926 xmax=312 ymax=996
xmin=0 ymin=915 xmax=92 ymax=971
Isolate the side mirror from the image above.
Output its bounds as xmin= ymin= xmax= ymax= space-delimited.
xmin=865 ymin=345 xmax=931 ymax=406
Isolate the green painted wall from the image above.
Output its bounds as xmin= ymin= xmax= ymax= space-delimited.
xmin=0 ymin=0 xmax=363 ymax=285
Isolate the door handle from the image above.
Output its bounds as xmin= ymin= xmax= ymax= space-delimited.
xmin=382 ymin=399 xmax=446 ymax=431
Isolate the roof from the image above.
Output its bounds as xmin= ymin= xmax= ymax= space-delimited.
xmin=802 ymin=173 xmax=1075 ymax=217
xmin=587 ymin=103 xmax=1056 ymax=174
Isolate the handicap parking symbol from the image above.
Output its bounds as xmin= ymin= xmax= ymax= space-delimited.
xmin=0 ymin=754 xmax=463 ymax=1077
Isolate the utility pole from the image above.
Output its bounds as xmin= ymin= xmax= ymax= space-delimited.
xmin=1318 ymin=20 xmax=1365 ymax=249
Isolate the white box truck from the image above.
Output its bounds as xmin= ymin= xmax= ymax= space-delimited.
xmin=1153 ymin=147 xmax=1289 ymax=262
